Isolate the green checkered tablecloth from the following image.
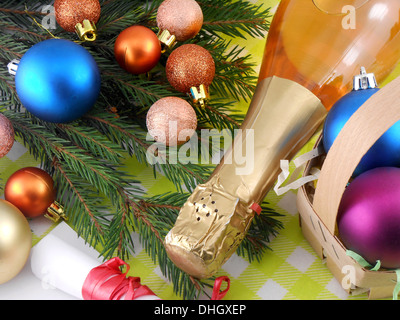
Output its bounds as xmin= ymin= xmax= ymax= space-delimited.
xmin=2 ymin=0 xmax=400 ymax=300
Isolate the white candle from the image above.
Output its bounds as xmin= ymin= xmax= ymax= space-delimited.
xmin=31 ymin=222 xmax=160 ymax=300
xmin=31 ymin=233 xmax=99 ymax=299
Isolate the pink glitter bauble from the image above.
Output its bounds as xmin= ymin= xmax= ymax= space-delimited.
xmin=0 ymin=113 xmax=14 ymax=158
xmin=146 ymin=97 xmax=197 ymax=146
xmin=157 ymin=0 xmax=203 ymax=42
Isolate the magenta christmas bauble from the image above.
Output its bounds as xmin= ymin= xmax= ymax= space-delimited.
xmin=338 ymin=167 xmax=400 ymax=269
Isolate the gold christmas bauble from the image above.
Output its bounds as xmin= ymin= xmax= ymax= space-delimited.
xmin=0 ymin=200 xmax=32 ymax=284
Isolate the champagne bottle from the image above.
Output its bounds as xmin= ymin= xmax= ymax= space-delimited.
xmin=165 ymin=0 xmax=400 ymax=279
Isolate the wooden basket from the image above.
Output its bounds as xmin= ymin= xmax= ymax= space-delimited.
xmin=296 ymin=75 xmax=400 ymax=300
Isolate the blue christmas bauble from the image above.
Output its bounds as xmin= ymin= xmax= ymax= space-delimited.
xmin=15 ymin=39 xmax=101 ymax=123
xmin=323 ymin=87 xmax=400 ymax=176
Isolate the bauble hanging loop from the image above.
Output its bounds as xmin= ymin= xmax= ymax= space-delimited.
xmin=7 ymin=59 xmax=19 ymax=76
xmin=54 ymin=0 xmax=101 ymax=42
xmin=75 ymin=19 xmax=98 ymax=42
xmin=190 ymin=85 xmax=210 ymax=108
xmin=157 ymin=29 xmax=177 ymax=54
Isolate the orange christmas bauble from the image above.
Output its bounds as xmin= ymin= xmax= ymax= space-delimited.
xmin=114 ymin=26 xmax=162 ymax=75
xmin=4 ymin=167 xmax=56 ymax=218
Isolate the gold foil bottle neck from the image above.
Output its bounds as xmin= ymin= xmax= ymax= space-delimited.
xmin=75 ymin=19 xmax=97 ymax=42
xmin=165 ymin=77 xmax=327 ymax=279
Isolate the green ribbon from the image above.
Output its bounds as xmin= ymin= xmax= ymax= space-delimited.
xmin=346 ymin=250 xmax=381 ymax=270
xmin=346 ymin=250 xmax=400 ymax=300
xmin=393 ymin=270 xmax=400 ymax=300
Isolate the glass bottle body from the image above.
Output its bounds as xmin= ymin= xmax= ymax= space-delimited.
xmin=259 ymin=0 xmax=400 ymax=109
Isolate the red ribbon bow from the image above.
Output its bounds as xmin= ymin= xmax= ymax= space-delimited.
xmin=83 ymin=257 xmax=230 ymax=301
xmin=82 ymin=257 xmax=157 ymax=300
xmin=211 ymin=276 xmax=230 ymax=300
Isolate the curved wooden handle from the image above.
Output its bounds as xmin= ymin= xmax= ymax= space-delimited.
xmin=313 ymin=75 xmax=400 ymax=235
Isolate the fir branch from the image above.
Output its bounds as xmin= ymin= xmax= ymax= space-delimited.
xmin=237 ymin=204 xmax=285 ymax=263
xmin=102 ymin=71 xmax=174 ymax=106
xmin=0 ymin=34 xmax=27 ymax=60
xmin=197 ymin=98 xmax=244 ymax=131
xmin=55 ymin=123 xmax=123 ymax=164
xmin=97 ymin=2 xmax=146 ymax=34
xmin=0 ymin=71 xmax=17 ymax=100
xmin=208 ymin=41 xmax=258 ymax=102
xmin=199 ymin=0 xmax=270 ymax=39
xmin=179 ymin=37 xmax=258 ymax=102
xmin=85 ymin=112 xmax=213 ymax=192
xmin=0 ymin=0 xmax=49 ymax=17
xmin=5 ymin=110 xmax=144 ymax=252
xmin=101 ymin=200 xmax=136 ymax=259
xmin=52 ymin=161 xmax=110 ymax=247
xmin=0 ymin=22 xmax=47 ymax=40
xmin=0 ymin=7 xmax=46 ymax=17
